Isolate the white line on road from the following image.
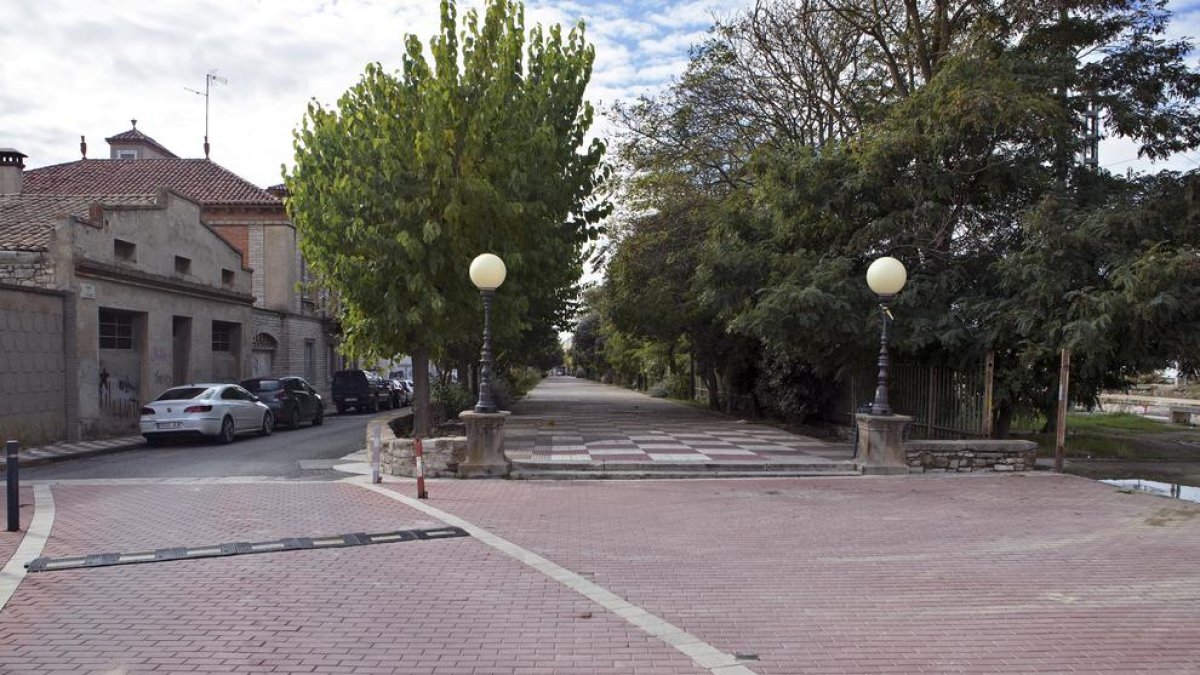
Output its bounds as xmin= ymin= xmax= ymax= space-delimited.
xmin=0 ymin=484 xmax=56 ymax=611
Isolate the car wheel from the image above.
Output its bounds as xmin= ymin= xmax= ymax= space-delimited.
xmin=312 ymin=407 xmax=325 ymax=426
xmin=336 ymin=403 xmax=346 ymax=415
xmin=217 ymin=416 xmax=236 ymax=444
xmin=260 ymin=411 xmax=274 ymax=436
xmin=287 ymin=404 xmax=301 ymax=430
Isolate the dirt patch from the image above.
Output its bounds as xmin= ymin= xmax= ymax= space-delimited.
xmin=1144 ymin=507 xmax=1200 ymax=527
xmin=387 ymin=413 xmax=465 ymax=439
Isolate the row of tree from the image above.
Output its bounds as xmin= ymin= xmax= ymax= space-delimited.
xmin=578 ymin=0 xmax=1200 ymax=434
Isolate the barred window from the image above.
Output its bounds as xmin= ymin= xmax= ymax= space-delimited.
xmin=212 ymin=322 xmax=232 ymax=352
xmin=99 ymin=310 xmax=134 ymax=350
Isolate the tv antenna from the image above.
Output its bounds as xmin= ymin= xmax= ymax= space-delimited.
xmin=185 ymin=70 xmax=228 ymax=159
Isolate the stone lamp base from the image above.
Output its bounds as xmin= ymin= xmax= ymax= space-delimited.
xmin=855 ymin=413 xmax=913 ymax=475
xmin=457 ymin=410 xmax=511 ymax=478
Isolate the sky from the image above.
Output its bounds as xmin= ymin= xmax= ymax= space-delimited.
xmin=2 ymin=0 xmax=745 ymax=187
xmin=5 ymin=0 xmax=1200 ymax=187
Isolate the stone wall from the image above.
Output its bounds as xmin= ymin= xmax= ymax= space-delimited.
xmin=367 ymin=411 xmax=468 ymax=478
xmin=0 ymin=284 xmax=67 ymax=446
xmin=904 ymin=439 xmax=1038 ymax=473
xmin=0 ymin=251 xmax=55 ymax=289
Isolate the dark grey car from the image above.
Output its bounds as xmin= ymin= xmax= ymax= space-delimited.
xmin=240 ymin=376 xmax=325 ymax=429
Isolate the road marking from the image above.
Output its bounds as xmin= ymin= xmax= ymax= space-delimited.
xmin=350 ymin=478 xmax=759 ymax=675
xmin=0 ymin=484 xmax=56 ymax=611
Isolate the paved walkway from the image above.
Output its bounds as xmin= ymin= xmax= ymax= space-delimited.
xmin=1 ymin=472 xmax=1198 ymax=673
xmin=506 ymin=378 xmax=853 ymax=474
xmin=0 ymin=435 xmax=145 ymax=468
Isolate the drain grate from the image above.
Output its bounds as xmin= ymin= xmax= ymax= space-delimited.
xmin=25 ymin=526 xmax=470 ymax=573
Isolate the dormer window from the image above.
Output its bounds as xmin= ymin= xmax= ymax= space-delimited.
xmin=116 ymin=149 xmax=139 ymax=160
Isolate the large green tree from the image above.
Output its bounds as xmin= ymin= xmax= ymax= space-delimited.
xmin=285 ymin=0 xmax=608 ymax=434
xmin=603 ymin=0 xmax=1200 ymax=432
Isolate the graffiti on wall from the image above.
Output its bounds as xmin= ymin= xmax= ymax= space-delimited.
xmin=99 ymin=362 xmax=140 ymax=418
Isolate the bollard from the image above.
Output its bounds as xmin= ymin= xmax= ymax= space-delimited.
xmin=413 ymin=437 xmax=428 ymax=500
xmin=6 ymin=441 xmax=18 ymax=532
xmin=370 ymin=425 xmax=382 ymax=484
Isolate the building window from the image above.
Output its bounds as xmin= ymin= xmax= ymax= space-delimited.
xmin=175 ymin=256 xmax=191 ymax=275
xmin=114 ymin=239 xmax=136 ymax=262
xmin=116 ymin=150 xmax=139 ymax=160
xmin=99 ymin=309 xmax=134 ymax=350
xmin=212 ymin=322 xmax=233 ymax=352
xmin=222 ymin=268 xmax=235 ymax=286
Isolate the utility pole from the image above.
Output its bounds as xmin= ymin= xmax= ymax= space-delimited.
xmin=185 ymin=70 xmax=228 ymax=159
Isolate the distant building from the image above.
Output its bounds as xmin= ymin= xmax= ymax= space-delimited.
xmin=22 ymin=122 xmax=339 ymax=395
xmin=0 ymin=122 xmax=341 ymax=443
xmin=1 ymin=144 xmax=254 ymax=441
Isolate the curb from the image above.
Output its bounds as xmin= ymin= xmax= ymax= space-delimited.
xmin=0 ymin=437 xmax=146 ymax=469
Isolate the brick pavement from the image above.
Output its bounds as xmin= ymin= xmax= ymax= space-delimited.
xmin=373 ymin=473 xmax=1200 ymax=674
xmin=0 ymin=480 xmax=707 ymax=674
xmin=507 ymin=378 xmax=852 ymax=469
xmin=0 ymin=472 xmax=1197 ymax=673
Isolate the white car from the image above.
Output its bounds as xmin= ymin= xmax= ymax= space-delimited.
xmin=140 ymin=383 xmax=274 ymax=446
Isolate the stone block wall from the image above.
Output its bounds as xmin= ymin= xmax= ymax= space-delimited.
xmin=0 ymin=252 xmax=55 ymax=289
xmin=904 ymin=439 xmax=1038 ymax=473
xmin=367 ymin=411 xmax=468 ymax=478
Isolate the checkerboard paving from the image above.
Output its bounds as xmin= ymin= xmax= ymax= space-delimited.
xmin=506 ymin=378 xmax=852 ymax=466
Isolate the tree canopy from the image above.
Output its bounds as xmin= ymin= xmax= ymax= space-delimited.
xmin=286 ymin=0 xmax=608 ymax=433
xmin=586 ymin=0 xmax=1200 ymax=433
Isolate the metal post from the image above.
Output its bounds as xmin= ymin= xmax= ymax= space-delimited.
xmin=6 ymin=441 xmax=18 ymax=532
xmin=1055 ymin=349 xmax=1071 ymax=473
xmin=370 ymin=425 xmax=382 ymax=484
xmin=870 ymin=296 xmax=894 ymax=415
xmin=983 ymin=350 xmax=995 ymax=437
xmin=474 ymin=289 xmax=497 ymax=413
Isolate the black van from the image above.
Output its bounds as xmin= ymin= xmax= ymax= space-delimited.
xmin=331 ymin=370 xmax=393 ymax=414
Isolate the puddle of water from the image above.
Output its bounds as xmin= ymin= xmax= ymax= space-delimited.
xmin=1101 ymin=478 xmax=1200 ymax=504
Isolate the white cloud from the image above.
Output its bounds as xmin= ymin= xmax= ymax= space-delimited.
xmin=4 ymin=0 xmax=722 ymax=186
xmin=5 ymin=0 xmax=1199 ymax=188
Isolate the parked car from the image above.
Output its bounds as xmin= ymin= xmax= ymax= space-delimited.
xmin=331 ymin=369 xmax=393 ymax=413
xmin=389 ymin=379 xmax=412 ymax=408
xmin=140 ymin=383 xmax=273 ymax=446
xmin=240 ymin=376 xmax=325 ymax=429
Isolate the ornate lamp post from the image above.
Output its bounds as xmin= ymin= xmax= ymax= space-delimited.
xmin=865 ymin=256 xmax=907 ymax=416
xmin=469 ymin=253 xmax=507 ymax=413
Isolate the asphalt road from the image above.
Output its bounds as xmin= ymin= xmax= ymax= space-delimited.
xmin=20 ymin=411 xmax=376 ymax=481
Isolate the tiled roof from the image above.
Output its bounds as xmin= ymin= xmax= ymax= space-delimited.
xmin=23 ymin=159 xmax=282 ymax=207
xmin=105 ymin=126 xmax=179 ymax=159
xmin=0 ymin=194 xmax=156 ymax=251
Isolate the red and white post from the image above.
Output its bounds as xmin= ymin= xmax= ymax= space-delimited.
xmin=413 ymin=437 xmax=429 ymax=499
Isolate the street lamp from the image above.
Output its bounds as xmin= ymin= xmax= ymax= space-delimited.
xmin=865 ymin=256 xmax=907 ymax=416
xmin=470 ymin=253 xmax=507 ymax=413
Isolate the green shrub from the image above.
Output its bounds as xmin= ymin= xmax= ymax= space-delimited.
xmin=509 ymin=367 xmax=543 ymax=397
xmin=648 ymin=371 xmax=692 ymax=400
xmin=431 ymin=379 xmax=473 ymax=423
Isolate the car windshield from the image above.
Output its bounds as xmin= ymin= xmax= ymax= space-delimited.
xmin=243 ymin=379 xmax=281 ymax=392
xmin=155 ymin=387 xmax=211 ymax=401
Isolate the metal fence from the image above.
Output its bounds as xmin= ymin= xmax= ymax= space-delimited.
xmin=833 ymin=361 xmax=992 ymax=439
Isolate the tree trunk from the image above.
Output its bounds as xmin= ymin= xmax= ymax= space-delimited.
xmin=413 ymin=345 xmax=432 ymax=438
xmin=994 ymin=400 xmax=1013 ymax=439
xmin=704 ymin=367 xmax=720 ymax=410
